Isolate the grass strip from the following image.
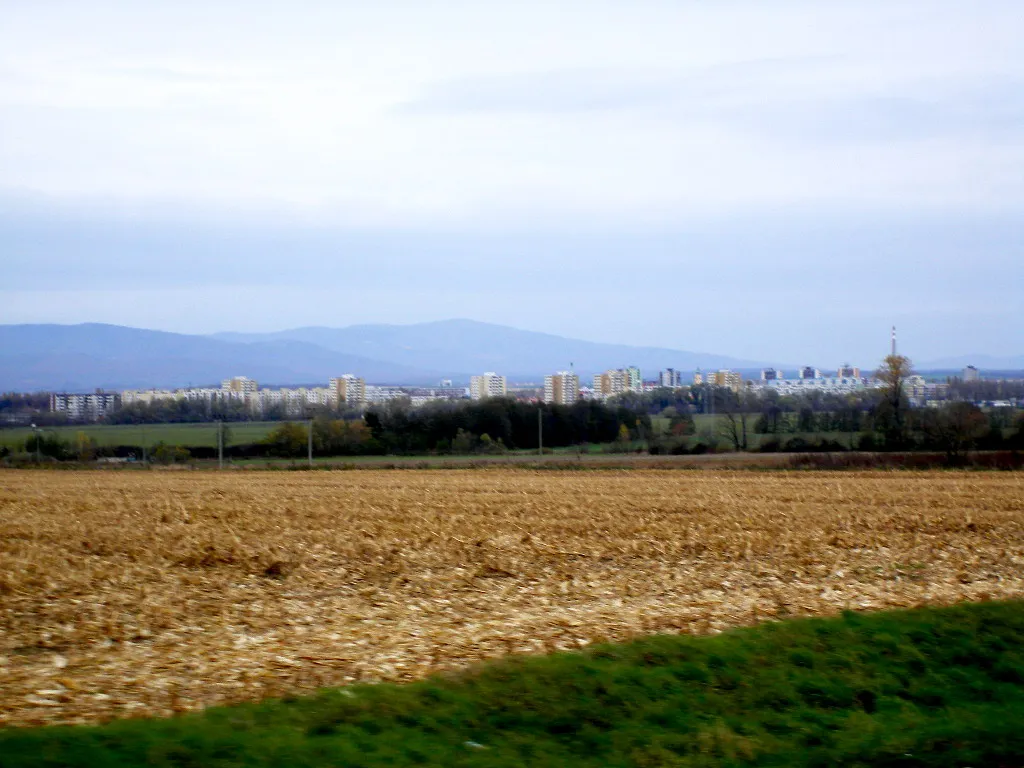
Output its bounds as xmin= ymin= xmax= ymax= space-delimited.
xmin=2 ymin=601 xmax=1023 ymax=767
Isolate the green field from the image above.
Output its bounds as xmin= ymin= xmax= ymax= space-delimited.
xmin=2 ymin=601 xmax=1022 ymax=767
xmin=0 ymin=422 xmax=281 ymax=450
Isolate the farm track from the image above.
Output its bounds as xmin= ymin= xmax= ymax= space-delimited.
xmin=1 ymin=468 xmax=1022 ymax=727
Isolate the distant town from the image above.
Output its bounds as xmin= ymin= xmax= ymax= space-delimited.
xmin=30 ymin=362 xmax=1020 ymax=424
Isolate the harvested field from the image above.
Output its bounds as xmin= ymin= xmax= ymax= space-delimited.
xmin=1 ymin=469 xmax=1022 ymax=728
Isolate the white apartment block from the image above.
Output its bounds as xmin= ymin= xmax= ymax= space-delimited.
xmin=179 ymin=387 xmax=246 ymax=404
xmin=755 ymin=376 xmax=874 ymax=396
xmin=544 ymin=372 xmax=580 ymax=405
xmin=362 ymin=386 xmax=468 ymax=406
xmin=286 ymin=387 xmax=331 ymax=412
xmin=49 ymin=392 xmax=118 ymax=421
xmin=249 ymin=387 xmax=333 ymax=415
xmin=626 ymin=366 xmax=642 ymax=392
xmin=252 ymin=388 xmax=284 ymax=411
xmin=365 ymin=385 xmax=406 ymax=404
xmin=658 ymin=368 xmax=682 ymax=388
xmin=470 ymin=372 xmax=507 ymax=400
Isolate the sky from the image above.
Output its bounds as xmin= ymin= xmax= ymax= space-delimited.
xmin=1 ymin=0 xmax=1022 ymax=366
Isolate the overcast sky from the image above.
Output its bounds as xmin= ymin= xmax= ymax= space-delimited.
xmin=1 ymin=1 xmax=1022 ymax=365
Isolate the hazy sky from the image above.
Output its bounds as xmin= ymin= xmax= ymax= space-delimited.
xmin=1 ymin=1 xmax=1022 ymax=365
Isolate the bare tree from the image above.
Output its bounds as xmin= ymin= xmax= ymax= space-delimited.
xmin=875 ymin=354 xmax=914 ymax=446
xmin=717 ymin=388 xmax=753 ymax=451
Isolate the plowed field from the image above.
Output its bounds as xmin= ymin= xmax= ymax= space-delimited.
xmin=1 ymin=469 xmax=1022 ymax=727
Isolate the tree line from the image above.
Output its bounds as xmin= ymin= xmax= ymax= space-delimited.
xmin=161 ymin=398 xmax=654 ymax=459
xmin=4 ymin=355 xmax=1023 ymax=464
xmin=323 ymin=397 xmax=651 ymax=456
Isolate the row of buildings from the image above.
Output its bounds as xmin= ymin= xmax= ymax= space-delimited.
xmin=117 ymin=375 xmax=371 ymax=416
xmin=49 ymin=391 xmax=119 ymax=421
xmin=760 ymin=364 xmax=862 ymax=381
xmin=47 ymin=364 xmax=995 ymax=421
xmin=118 ymin=375 xmax=469 ymax=415
xmin=51 ymin=375 xmax=472 ymax=421
xmin=751 ymin=366 xmax=872 ymax=396
xmin=749 ymin=365 xmax=982 ymax=403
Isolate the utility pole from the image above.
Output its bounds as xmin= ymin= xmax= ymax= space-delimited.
xmin=308 ymin=418 xmax=313 ymax=468
xmin=217 ymin=421 xmax=223 ymax=469
xmin=142 ymin=425 xmax=147 ymax=465
xmin=31 ymin=424 xmax=40 ymax=463
xmin=537 ymin=406 xmax=543 ymax=456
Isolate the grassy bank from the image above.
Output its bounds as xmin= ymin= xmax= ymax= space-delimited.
xmin=2 ymin=601 xmax=1023 ymax=767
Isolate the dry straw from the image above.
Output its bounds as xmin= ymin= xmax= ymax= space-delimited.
xmin=1 ymin=468 xmax=1022 ymax=727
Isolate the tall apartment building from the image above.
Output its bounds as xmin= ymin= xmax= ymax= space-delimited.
xmin=704 ymin=369 xmax=743 ymax=392
xmin=658 ymin=368 xmax=682 ymax=388
xmin=594 ymin=367 xmax=643 ymax=399
xmin=963 ymin=365 xmax=980 ymax=382
xmin=837 ymin=363 xmax=860 ymax=379
xmin=799 ymin=367 xmax=821 ymax=380
xmin=470 ymin=372 xmax=507 ymax=400
xmin=593 ymin=369 xmax=625 ymax=398
xmin=221 ymin=376 xmax=258 ymax=396
xmin=50 ymin=392 xmax=118 ymax=421
xmin=330 ymin=374 xmax=367 ymax=405
xmin=544 ymin=371 xmax=579 ymax=405
xmin=626 ymin=366 xmax=642 ymax=392
xmin=761 ymin=368 xmax=781 ymax=381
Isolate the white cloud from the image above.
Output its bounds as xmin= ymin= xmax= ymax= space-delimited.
xmin=0 ymin=1 xmax=1021 ymax=224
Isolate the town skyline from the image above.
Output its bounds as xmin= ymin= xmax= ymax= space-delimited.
xmin=1 ymin=318 xmax=1021 ymax=397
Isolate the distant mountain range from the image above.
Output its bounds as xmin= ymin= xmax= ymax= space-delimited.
xmin=0 ymin=324 xmax=437 ymax=392
xmin=0 ymin=320 xmax=1018 ymax=392
xmin=211 ymin=319 xmax=771 ymax=380
xmin=1 ymin=320 xmax=768 ymax=391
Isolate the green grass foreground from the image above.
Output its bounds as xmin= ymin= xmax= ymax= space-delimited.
xmin=2 ymin=602 xmax=1024 ymax=767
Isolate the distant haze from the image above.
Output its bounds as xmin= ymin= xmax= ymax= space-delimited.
xmin=0 ymin=2 xmax=1022 ymax=363
xmin=1 ymin=320 xmax=1019 ymax=392
xmin=0 ymin=320 xmax=770 ymax=391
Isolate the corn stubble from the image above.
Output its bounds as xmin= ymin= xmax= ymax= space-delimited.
xmin=1 ymin=468 xmax=1022 ymax=727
